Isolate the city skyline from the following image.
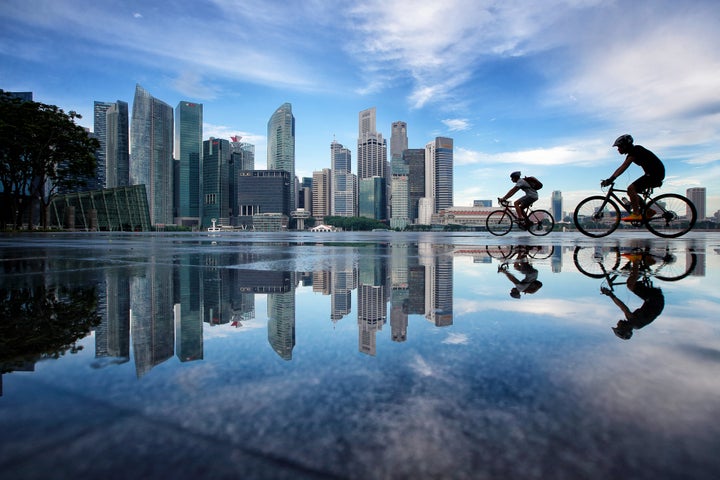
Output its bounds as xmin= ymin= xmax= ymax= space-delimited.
xmin=1 ymin=1 xmax=718 ymax=214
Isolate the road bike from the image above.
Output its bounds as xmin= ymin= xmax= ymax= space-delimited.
xmin=486 ymin=200 xmax=555 ymax=236
xmin=573 ymin=245 xmax=697 ymax=282
xmin=573 ymin=181 xmax=697 ymax=238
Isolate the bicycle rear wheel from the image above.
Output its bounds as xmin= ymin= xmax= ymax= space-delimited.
xmin=486 ymin=210 xmax=513 ymax=236
xmin=652 ymin=251 xmax=698 ymax=281
xmin=573 ymin=246 xmax=621 ymax=278
xmin=644 ymin=194 xmax=697 ymax=238
xmin=574 ymin=196 xmax=621 ymax=238
xmin=527 ymin=209 xmax=554 ymax=236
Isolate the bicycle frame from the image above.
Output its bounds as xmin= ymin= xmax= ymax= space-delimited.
xmin=573 ymin=181 xmax=697 ymax=238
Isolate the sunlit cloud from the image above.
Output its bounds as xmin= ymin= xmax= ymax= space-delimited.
xmin=442 ymin=118 xmax=471 ymax=131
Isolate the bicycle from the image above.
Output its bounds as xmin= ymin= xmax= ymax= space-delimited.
xmin=573 ymin=245 xmax=697 ymax=282
xmin=486 ymin=199 xmax=555 ymax=236
xmin=573 ymin=181 xmax=697 ymax=238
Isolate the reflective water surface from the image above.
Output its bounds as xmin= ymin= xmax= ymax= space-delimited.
xmin=1 ymin=231 xmax=719 ymax=479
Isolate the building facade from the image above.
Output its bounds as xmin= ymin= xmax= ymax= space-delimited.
xmin=267 ymin=103 xmax=295 ymax=212
xmin=105 ymin=101 xmax=129 ymax=189
xmin=312 ymin=168 xmax=332 ymax=219
xmin=236 ymin=170 xmax=291 ymax=229
xmin=130 ymin=84 xmax=174 ymax=226
xmin=331 ymin=141 xmax=355 ymax=217
xmin=686 ymin=187 xmax=706 ymax=220
xmin=551 ymin=190 xmax=563 ymax=222
xmin=202 ymin=138 xmax=231 ymax=228
xmin=175 ymin=101 xmax=203 ymax=226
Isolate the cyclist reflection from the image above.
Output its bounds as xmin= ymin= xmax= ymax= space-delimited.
xmin=601 ymin=252 xmax=665 ymax=340
xmin=499 ymin=254 xmax=543 ymax=299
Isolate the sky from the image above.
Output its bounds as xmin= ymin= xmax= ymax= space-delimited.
xmin=1 ymin=0 xmax=719 ymax=217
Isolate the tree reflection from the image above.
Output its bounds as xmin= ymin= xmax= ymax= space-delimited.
xmin=0 ymin=285 xmax=100 ymax=373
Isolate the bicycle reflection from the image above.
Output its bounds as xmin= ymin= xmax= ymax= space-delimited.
xmin=486 ymin=245 xmax=549 ymax=299
xmin=574 ymin=246 xmax=697 ymax=340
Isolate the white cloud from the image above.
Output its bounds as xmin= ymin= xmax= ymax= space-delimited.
xmin=442 ymin=118 xmax=471 ymax=131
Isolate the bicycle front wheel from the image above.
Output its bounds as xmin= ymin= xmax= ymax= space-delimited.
xmin=573 ymin=246 xmax=621 ymax=278
xmin=486 ymin=244 xmax=514 ymax=259
xmin=574 ymin=196 xmax=620 ymax=238
xmin=527 ymin=209 xmax=554 ymax=236
xmin=486 ymin=210 xmax=513 ymax=236
xmin=645 ymin=194 xmax=697 ymax=238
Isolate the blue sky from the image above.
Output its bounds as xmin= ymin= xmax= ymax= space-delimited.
xmin=1 ymin=0 xmax=718 ymax=216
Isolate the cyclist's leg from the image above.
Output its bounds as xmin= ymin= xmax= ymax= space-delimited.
xmin=516 ymin=196 xmax=535 ymax=223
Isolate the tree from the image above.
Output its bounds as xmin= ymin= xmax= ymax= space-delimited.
xmin=0 ymin=90 xmax=99 ymax=229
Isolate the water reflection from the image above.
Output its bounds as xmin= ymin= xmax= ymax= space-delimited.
xmin=573 ymin=245 xmax=697 ymax=340
xmin=0 ymin=239 xmax=704 ymax=382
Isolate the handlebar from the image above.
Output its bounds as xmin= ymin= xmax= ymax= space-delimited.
xmin=498 ymin=198 xmax=510 ymax=207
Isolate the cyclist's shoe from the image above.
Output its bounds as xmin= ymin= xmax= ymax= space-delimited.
xmin=645 ymin=208 xmax=657 ymax=219
xmin=621 ymin=212 xmax=643 ymax=222
xmin=517 ymin=219 xmax=529 ymax=230
xmin=621 ymin=253 xmax=643 ymax=262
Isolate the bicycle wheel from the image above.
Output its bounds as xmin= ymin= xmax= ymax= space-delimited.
xmin=486 ymin=210 xmax=513 ymax=236
xmin=574 ymin=196 xmax=621 ymax=238
xmin=644 ymin=194 xmax=697 ymax=238
xmin=527 ymin=209 xmax=554 ymax=236
xmin=486 ymin=244 xmax=514 ymax=259
xmin=527 ymin=245 xmax=555 ymax=259
xmin=653 ymin=252 xmax=698 ymax=281
xmin=573 ymin=246 xmax=621 ymax=278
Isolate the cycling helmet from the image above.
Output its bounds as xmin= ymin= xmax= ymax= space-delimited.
xmin=612 ymin=134 xmax=634 ymax=148
xmin=612 ymin=320 xmax=633 ymax=340
xmin=510 ymin=171 xmax=521 ymax=180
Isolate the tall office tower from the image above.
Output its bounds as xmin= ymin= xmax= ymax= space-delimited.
xmin=174 ymin=253 xmax=203 ymax=363
xmin=298 ymin=176 xmax=312 ymax=211
xmin=390 ymin=121 xmax=408 ymax=161
xmin=93 ymin=101 xmax=114 ymax=190
xmin=105 ymin=101 xmax=129 ymax=188
xmin=202 ymin=138 xmax=231 ymax=228
xmin=267 ymin=103 xmax=296 ymax=212
xmin=312 ymin=168 xmax=332 ymax=219
xmin=424 ymin=137 xmax=454 ymax=217
xmin=130 ymin=84 xmax=174 ymax=226
xmin=174 ymin=101 xmax=203 ymax=227
xmin=359 ymin=177 xmax=387 ymax=219
xmin=331 ymin=141 xmax=356 ymax=216
xmin=357 ymin=108 xmax=388 ymax=211
xmin=405 ymin=148 xmax=425 ymax=223
xmin=551 ymin=190 xmax=563 ymax=222
xmin=390 ymin=152 xmax=410 ymax=229
xmin=236 ymin=170 xmax=291 ymax=228
xmin=686 ymin=187 xmax=706 ymax=220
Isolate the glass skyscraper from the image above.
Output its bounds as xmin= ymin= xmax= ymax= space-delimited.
xmin=331 ymin=140 xmax=355 ymax=217
xmin=130 ymin=84 xmax=174 ymax=226
xmin=175 ymin=101 xmax=203 ymax=226
xmin=267 ymin=103 xmax=295 ymax=212
xmin=425 ymin=137 xmax=453 ymax=215
xmin=105 ymin=101 xmax=129 ymax=188
xmin=94 ymin=101 xmax=113 ymax=190
xmin=202 ymin=138 xmax=231 ymax=228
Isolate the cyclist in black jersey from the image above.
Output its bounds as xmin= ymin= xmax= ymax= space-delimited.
xmin=601 ymin=134 xmax=665 ymax=222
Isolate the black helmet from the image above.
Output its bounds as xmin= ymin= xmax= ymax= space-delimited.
xmin=613 ymin=134 xmax=634 ymax=148
xmin=510 ymin=171 xmax=521 ymax=180
xmin=612 ymin=320 xmax=633 ymax=340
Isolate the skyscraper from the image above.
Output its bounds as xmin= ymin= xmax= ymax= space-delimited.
xmin=551 ymin=190 xmax=563 ymax=222
xmin=424 ymin=137 xmax=453 ymax=217
xmin=130 ymin=84 xmax=174 ymax=226
xmin=357 ymin=107 xmax=388 ymax=180
xmin=312 ymin=168 xmax=332 ymax=219
xmin=390 ymin=121 xmax=408 ymax=161
xmin=202 ymin=138 xmax=231 ymax=228
xmin=105 ymin=101 xmax=129 ymax=188
xmin=175 ymin=101 xmax=203 ymax=226
xmin=405 ymin=148 xmax=425 ymax=224
xmin=686 ymin=187 xmax=706 ymax=220
xmin=93 ymin=101 xmax=113 ymax=190
xmin=358 ymin=107 xmax=388 ymax=220
xmin=331 ymin=140 xmax=355 ymax=217
xmin=267 ymin=103 xmax=295 ymax=212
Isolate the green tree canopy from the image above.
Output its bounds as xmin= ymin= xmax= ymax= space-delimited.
xmin=0 ymin=90 xmax=99 ymax=229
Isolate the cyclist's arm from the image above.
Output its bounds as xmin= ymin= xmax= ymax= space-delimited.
xmin=500 ymin=186 xmax=520 ymax=201
xmin=606 ymin=157 xmax=633 ymax=183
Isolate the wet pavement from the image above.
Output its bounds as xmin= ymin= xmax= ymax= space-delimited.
xmin=1 ymin=230 xmax=719 ymax=479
